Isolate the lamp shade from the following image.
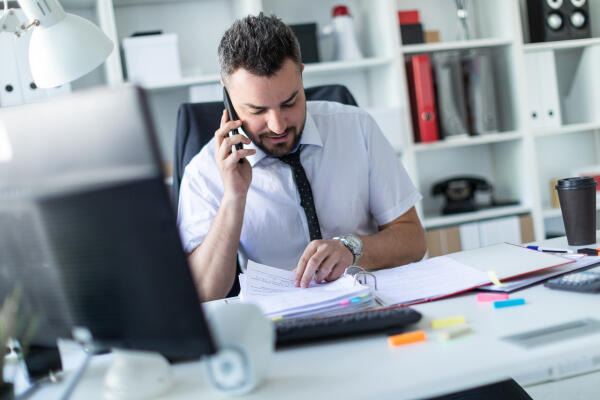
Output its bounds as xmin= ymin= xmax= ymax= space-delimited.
xmin=17 ymin=0 xmax=113 ymax=88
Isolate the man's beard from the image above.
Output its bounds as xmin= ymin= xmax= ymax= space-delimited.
xmin=248 ymin=120 xmax=305 ymax=157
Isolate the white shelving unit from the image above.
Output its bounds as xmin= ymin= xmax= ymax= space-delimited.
xmin=7 ymin=0 xmax=600 ymax=242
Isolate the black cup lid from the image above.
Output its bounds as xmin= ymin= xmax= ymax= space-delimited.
xmin=556 ymin=176 xmax=597 ymax=190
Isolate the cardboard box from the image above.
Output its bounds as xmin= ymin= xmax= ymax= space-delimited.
xmin=123 ymin=33 xmax=181 ymax=85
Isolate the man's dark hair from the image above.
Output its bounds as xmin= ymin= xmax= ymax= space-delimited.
xmin=218 ymin=13 xmax=302 ymax=79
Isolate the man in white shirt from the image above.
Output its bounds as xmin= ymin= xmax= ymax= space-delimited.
xmin=177 ymin=13 xmax=426 ymax=301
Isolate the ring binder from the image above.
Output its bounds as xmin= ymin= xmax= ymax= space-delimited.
xmin=344 ymin=266 xmax=378 ymax=290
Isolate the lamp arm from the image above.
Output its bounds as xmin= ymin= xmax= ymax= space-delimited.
xmin=17 ymin=0 xmax=66 ymax=28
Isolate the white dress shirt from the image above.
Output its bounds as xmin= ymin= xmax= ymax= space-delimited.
xmin=177 ymin=101 xmax=422 ymax=270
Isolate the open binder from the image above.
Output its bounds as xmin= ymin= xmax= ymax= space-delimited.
xmin=240 ymin=243 xmax=573 ymax=316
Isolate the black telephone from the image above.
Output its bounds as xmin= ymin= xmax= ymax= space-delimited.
xmin=432 ymin=176 xmax=492 ymax=215
xmin=223 ymin=87 xmax=244 ymax=155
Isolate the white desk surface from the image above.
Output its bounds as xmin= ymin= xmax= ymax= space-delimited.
xmin=30 ymin=234 xmax=600 ymax=400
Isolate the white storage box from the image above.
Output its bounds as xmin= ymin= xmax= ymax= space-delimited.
xmin=122 ymin=33 xmax=182 ymax=85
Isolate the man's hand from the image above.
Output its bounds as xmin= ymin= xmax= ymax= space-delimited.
xmin=293 ymin=239 xmax=354 ymax=288
xmin=215 ymin=109 xmax=256 ymax=197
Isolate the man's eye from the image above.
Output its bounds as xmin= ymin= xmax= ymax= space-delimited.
xmin=250 ymin=109 xmax=266 ymax=115
xmin=282 ymin=102 xmax=295 ymax=108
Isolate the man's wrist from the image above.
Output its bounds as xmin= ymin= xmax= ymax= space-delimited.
xmin=221 ymin=192 xmax=247 ymax=211
xmin=333 ymin=234 xmax=363 ymax=265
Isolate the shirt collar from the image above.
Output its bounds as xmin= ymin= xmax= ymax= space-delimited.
xmin=245 ymin=108 xmax=323 ymax=167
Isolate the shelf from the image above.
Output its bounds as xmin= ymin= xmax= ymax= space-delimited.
xmin=402 ymin=38 xmax=513 ymax=54
xmin=142 ymin=74 xmax=220 ymax=92
xmin=523 ymin=37 xmax=600 ymax=52
xmin=302 ymin=57 xmax=393 ymax=74
xmin=412 ymin=131 xmax=522 ymax=152
xmin=423 ymin=205 xmax=531 ymax=230
xmin=141 ymin=57 xmax=392 ymax=92
xmin=532 ymin=122 xmax=600 ymax=138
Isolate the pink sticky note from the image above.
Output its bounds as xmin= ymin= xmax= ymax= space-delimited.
xmin=477 ymin=293 xmax=509 ymax=303
xmin=339 ymin=299 xmax=350 ymax=305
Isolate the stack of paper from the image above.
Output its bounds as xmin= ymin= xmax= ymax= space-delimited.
xmin=239 ymin=261 xmax=374 ymax=318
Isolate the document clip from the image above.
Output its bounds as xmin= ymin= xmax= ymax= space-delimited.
xmin=344 ymin=266 xmax=378 ymax=290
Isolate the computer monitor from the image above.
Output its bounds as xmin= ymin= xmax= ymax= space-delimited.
xmin=0 ymin=85 xmax=216 ymax=362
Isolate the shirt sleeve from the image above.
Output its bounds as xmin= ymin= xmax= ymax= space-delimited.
xmin=363 ymin=113 xmax=422 ymax=226
xmin=176 ymin=144 xmax=223 ymax=253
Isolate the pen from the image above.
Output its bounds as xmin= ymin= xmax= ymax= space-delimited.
xmin=526 ymin=245 xmax=573 ymax=254
xmin=577 ymin=248 xmax=600 ymax=256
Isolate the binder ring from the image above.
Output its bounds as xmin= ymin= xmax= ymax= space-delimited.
xmin=344 ymin=266 xmax=377 ymax=290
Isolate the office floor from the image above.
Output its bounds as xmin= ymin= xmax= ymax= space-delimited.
xmin=522 ymin=369 xmax=600 ymax=399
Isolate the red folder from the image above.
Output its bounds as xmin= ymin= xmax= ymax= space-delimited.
xmin=406 ymin=54 xmax=439 ymax=143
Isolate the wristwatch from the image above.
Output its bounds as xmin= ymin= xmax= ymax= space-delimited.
xmin=333 ymin=234 xmax=363 ymax=266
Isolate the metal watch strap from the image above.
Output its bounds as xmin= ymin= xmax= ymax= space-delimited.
xmin=334 ymin=234 xmax=362 ymax=265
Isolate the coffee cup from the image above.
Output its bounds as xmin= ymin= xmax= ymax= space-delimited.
xmin=555 ymin=177 xmax=597 ymax=246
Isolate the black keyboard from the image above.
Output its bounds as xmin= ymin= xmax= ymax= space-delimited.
xmin=275 ymin=307 xmax=422 ymax=347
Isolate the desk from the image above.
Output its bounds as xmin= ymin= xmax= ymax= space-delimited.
xmin=29 ymin=234 xmax=600 ymax=399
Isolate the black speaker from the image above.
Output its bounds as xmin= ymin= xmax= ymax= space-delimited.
xmin=527 ymin=0 xmax=591 ymax=42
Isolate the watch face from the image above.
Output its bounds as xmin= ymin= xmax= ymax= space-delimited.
xmin=344 ymin=235 xmax=362 ymax=255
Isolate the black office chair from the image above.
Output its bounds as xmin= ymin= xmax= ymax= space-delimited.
xmin=173 ymin=84 xmax=357 ymax=297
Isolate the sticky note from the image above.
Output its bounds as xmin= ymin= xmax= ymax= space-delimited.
xmin=494 ymin=298 xmax=525 ymax=309
xmin=270 ymin=315 xmax=283 ymax=321
xmin=487 ymin=270 xmax=505 ymax=286
xmin=436 ymin=324 xmax=473 ymax=341
xmin=388 ymin=330 xmax=426 ymax=347
xmin=477 ymin=293 xmax=509 ymax=303
xmin=431 ymin=315 xmax=466 ymax=329
xmin=350 ymin=297 xmax=361 ymax=304
xmin=339 ymin=299 xmax=350 ymax=306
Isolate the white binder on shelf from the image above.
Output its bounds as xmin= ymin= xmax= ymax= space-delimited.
xmin=524 ymin=52 xmax=544 ymax=130
xmin=538 ymin=50 xmax=562 ymax=128
xmin=0 ymin=34 xmax=24 ymax=107
xmin=524 ymin=51 xmax=562 ymax=130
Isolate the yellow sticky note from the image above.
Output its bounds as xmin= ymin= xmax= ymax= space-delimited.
xmin=270 ymin=315 xmax=283 ymax=321
xmin=436 ymin=323 xmax=473 ymax=341
xmin=431 ymin=315 xmax=467 ymax=329
xmin=488 ymin=270 xmax=505 ymax=287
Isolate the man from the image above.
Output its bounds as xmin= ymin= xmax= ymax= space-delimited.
xmin=177 ymin=13 xmax=426 ymax=302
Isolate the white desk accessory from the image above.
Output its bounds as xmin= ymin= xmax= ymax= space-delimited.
xmin=204 ymin=302 xmax=274 ymax=395
xmin=103 ymin=349 xmax=173 ymax=400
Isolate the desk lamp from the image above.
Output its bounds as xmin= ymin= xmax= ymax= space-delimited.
xmin=0 ymin=0 xmax=113 ymax=88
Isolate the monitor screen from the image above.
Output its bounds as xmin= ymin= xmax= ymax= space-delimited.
xmin=0 ymin=85 xmax=216 ymax=361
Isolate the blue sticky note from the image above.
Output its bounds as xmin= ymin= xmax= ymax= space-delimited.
xmin=494 ymin=298 xmax=525 ymax=309
xmin=350 ymin=297 xmax=361 ymax=304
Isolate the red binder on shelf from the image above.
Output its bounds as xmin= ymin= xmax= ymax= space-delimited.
xmin=405 ymin=54 xmax=439 ymax=143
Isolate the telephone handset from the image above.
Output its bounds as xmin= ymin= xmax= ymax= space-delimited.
xmin=432 ymin=176 xmax=492 ymax=215
xmin=223 ymin=87 xmax=244 ymax=156
xmin=432 ymin=176 xmax=491 ymax=200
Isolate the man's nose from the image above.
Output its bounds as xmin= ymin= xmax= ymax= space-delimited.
xmin=266 ymin=110 xmax=286 ymax=134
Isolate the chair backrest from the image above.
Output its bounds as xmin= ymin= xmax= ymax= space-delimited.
xmin=172 ymin=84 xmax=357 ymax=208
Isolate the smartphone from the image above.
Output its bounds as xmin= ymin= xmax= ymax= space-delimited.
xmin=223 ymin=87 xmax=244 ymax=155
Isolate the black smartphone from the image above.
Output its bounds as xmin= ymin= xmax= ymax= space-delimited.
xmin=223 ymin=87 xmax=244 ymax=153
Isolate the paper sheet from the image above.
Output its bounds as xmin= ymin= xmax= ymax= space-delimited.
xmin=372 ymin=256 xmax=490 ymax=306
